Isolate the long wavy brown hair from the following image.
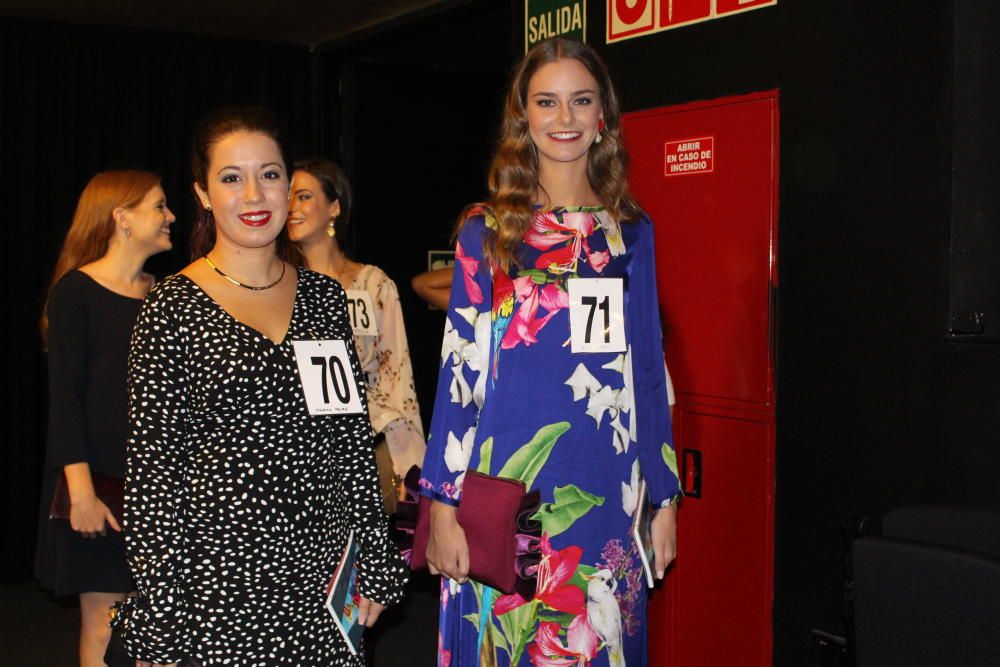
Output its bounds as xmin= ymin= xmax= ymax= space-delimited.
xmin=468 ymin=37 xmax=641 ymax=272
xmin=41 ymin=170 xmax=161 ymax=343
xmin=189 ymin=106 xmax=294 ymax=260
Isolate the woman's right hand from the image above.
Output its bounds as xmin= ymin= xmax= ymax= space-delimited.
xmin=425 ymin=501 xmax=470 ymax=583
xmin=70 ymin=495 xmax=121 ymax=538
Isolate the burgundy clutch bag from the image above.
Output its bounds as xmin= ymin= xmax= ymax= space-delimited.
xmin=49 ymin=471 xmax=124 ymax=521
xmin=409 ymin=470 xmax=542 ymax=596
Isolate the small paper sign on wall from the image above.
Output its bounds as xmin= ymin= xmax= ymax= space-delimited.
xmin=664 ymin=136 xmax=715 ymax=176
xmin=526 ymin=0 xmax=587 ymax=52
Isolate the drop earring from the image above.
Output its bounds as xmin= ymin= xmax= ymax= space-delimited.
xmin=595 ymin=118 xmax=606 ymax=144
xmin=122 ymin=227 xmax=131 ymax=238
xmin=327 ymin=219 xmax=336 ymax=238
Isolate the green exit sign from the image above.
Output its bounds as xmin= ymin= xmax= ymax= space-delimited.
xmin=525 ymin=0 xmax=586 ymax=52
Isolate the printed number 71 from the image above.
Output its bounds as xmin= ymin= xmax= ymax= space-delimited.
xmin=582 ymin=295 xmax=610 ymax=344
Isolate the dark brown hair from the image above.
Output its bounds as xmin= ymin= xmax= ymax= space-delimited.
xmin=293 ymin=158 xmax=353 ymax=239
xmin=189 ymin=106 xmax=293 ymax=260
xmin=469 ymin=37 xmax=641 ymax=271
xmin=41 ymin=170 xmax=161 ymax=342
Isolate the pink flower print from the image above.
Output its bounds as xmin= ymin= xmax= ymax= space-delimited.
xmin=501 ymin=277 xmax=561 ymax=350
xmin=494 ymin=534 xmax=585 ymax=616
xmin=524 ymin=210 xmax=608 ymax=275
xmin=455 ymin=240 xmax=483 ymax=305
xmin=526 ymin=616 xmax=600 ymax=667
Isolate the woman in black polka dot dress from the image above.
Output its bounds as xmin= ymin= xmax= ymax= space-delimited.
xmin=111 ymin=107 xmax=407 ymax=667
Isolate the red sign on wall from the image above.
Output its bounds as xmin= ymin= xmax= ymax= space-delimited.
xmin=608 ymin=0 xmax=776 ymax=43
xmin=664 ymin=136 xmax=715 ymax=176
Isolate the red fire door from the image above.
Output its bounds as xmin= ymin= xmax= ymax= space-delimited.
xmin=623 ymin=91 xmax=778 ymax=667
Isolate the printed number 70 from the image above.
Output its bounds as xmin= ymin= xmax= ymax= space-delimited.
xmin=310 ymin=356 xmax=351 ymax=404
xmin=582 ymin=295 xmax=610 ymax=344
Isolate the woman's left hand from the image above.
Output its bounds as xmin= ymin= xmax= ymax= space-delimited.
xmin=650 ymin=504 xmax=678 ymax=580
xmin=357 ymin=597 xmax=385 ymax=627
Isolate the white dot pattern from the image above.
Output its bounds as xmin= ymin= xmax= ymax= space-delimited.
xmin=114 ymin=267 xmax=407 ymax=666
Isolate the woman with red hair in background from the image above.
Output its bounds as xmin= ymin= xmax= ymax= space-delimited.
xmin=36 ymin=170 xmax=175 ymax=667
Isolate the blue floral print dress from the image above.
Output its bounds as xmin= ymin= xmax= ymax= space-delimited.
xmin=420 ymin=205 xmax=681 ymax=667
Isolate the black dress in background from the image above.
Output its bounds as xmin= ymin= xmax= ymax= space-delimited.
xmin=35 ymin=270 xmax=141 ymax=595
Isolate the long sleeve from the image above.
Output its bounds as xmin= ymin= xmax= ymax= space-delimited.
xmin=113 ymin=285 xmax=191 ymax=664
xmin=629 ymin=218 xmax=682 ymax=506
xmin=330 ymin=285 xmax=409 ymax=606
xmin=45 ymin=274 xmax=90 ymax=468
xmin=420 ymin=214 xmax=494 ymax=505
xmin=365 ymin=270 xmax=426 ymax=476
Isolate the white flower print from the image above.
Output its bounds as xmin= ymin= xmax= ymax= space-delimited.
xmin=622 ymin=459 xmax=641 ymax=517
xmin=565 ymin=345 xmax=638 ymax=454
xmin=445 ymin=426 xmax=476 ymax=473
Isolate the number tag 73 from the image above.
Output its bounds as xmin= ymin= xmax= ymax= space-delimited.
xmin=567 ymin=278 xmax=627 ymax=353
xmin=291 ymin=340 xmax=366 ymax=415
xmin=345 ymin=290 xmax=378 ymax=337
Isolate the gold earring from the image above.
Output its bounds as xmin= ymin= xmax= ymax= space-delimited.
xmin=205 ymin=204 xmax=212 ymax=212
xmin=327 ymin=219 xmax=336 ymax=238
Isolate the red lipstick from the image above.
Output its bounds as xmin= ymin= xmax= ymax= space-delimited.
xmin=239 ymin=211 xmax=272 ymax=227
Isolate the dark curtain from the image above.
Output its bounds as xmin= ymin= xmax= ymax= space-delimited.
xmin=0 ymin=18 xmax=318 ymax=582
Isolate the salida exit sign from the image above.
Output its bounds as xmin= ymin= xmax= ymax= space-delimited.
xmin=526 ymin=0 xmax=587 ymax=52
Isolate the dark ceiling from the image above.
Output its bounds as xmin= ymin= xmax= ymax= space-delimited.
xmin=0 ymin=0 xmax=450 ymax=48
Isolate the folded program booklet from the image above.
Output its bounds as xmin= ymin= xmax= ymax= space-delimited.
xmin=631 ymin=477 xmax=656 ymax=588
xmin=325 ymin=530 xmax=364 ymax=655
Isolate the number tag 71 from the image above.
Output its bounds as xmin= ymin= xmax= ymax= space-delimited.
xmin=291 ymin=340 xmax=366 ymax=415
xmin=568 ymin=278 xmax=627 ymax=353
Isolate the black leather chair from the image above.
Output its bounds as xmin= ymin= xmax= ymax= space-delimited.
xmin=852 ymin=506 xmax=1000 ymax=667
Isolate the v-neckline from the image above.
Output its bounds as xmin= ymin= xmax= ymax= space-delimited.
xmin=176 ymin=268 xmax=301 ymax=346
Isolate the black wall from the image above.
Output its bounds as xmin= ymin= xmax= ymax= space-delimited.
xmin=316 ymin=0 xmax=513 ymax=431
xmin=0 ymin=18 xmax=316 ymax=581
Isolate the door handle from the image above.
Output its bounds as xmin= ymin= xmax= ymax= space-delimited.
xmin=681 ymin=449 xmax=702 ymax=498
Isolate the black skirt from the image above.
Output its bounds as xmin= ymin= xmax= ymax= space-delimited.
xmin=34 ymin=466 xmax=133 ymax=596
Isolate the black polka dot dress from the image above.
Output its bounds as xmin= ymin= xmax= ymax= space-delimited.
xmin=112 ymin=267 xmax=407 ymax=666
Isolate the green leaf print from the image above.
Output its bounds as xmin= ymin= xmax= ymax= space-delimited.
xmin=463 ymin=612 xmax=480 ymax=632
xmin=662 ymin=443 xmax=679 ymax=478
xmin=567 ymin=563 xmax=598 ymax=595
xmin=518 ymin=268 xmax=551 ymax=285
xmin=477 ymin=437 xmax=494 ymax=475
xmin=498 ymin=422 xmax=571 ymax=489
xmin=529 ymin=484 xmax=605 ymax=538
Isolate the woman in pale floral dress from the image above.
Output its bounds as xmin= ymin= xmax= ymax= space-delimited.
xmin=286 ymin=158 xmax=425 ymax=483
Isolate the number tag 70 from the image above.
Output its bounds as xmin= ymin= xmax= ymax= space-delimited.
xmin=291 ymin=340 xmax=366 ymax=415
xmin=567 ymin=278 xmax=627 ymax=353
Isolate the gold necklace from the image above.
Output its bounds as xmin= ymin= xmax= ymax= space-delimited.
xmin=203 ymin=255 xmax=286 ymax=291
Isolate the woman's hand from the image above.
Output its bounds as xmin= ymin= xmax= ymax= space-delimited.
xmin=70 ymin=494 xmax=121 ymax=538
xmin=357 ymin=597 xmax=385 ymax=627
xmin=425 ymin=501 xmax=470 ymax=583
xmin=650 ymin=504 xmax=678 ymax=580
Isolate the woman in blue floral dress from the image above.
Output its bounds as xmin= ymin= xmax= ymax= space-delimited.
xmin=420 ymin=38 xmax=681 ymax=667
